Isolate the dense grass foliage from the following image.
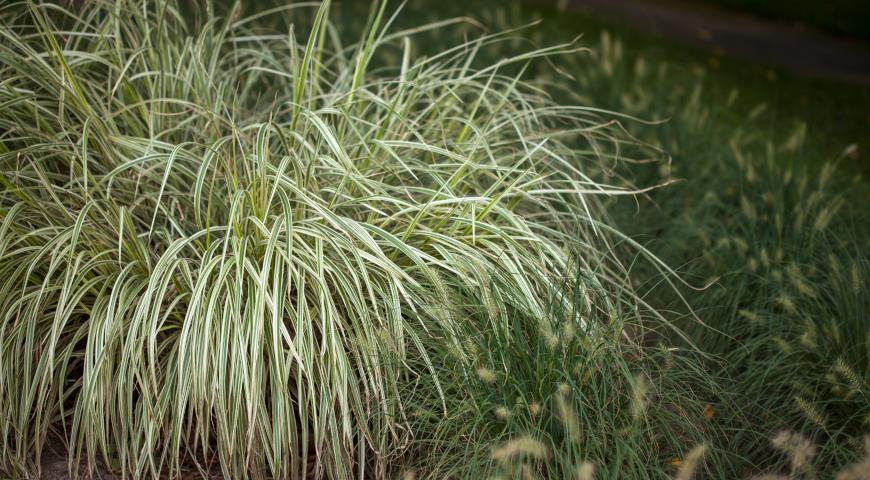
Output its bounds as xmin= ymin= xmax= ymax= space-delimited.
xmin=1 ymin=0 xmax=868 ymax=479
xmin=657 ymin=140 xmax=870 ymax=474
xmin=395 ymin=264 xmax=724 ymax=479
xmin=0 ymin=1 xmax=704 ymax=478
xmin=391 ymin=5 xmax=870 ymax=473
xmin=565 ymin=29 xmax=870 ymax=477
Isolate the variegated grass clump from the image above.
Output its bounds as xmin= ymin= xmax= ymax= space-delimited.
xmin=0 ymin=1 xmax=659 ymax=478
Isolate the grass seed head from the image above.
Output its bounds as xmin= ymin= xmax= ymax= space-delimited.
xmin=771 ymin=431 xmax=816 ymax=472
xmin=491 ymin=436 xmax=549 ymax=462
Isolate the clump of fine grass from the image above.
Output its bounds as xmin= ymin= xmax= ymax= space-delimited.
xmin=751 ymin=432 xmax=870 ymax=480
xmin=386 ymin=6 xmax=870 ymax=477
xmin=668 ymin=137 xmax=870 ymax=473
xmin=0 ymin=1 xmax=665 ymax=478
xmin=591 ymin=50 xmax=870 ymax=473
xmin=394 ymin=259 xmax=726 ymax=479
xmin=534 ymin=21 xmax=870 ymax=476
